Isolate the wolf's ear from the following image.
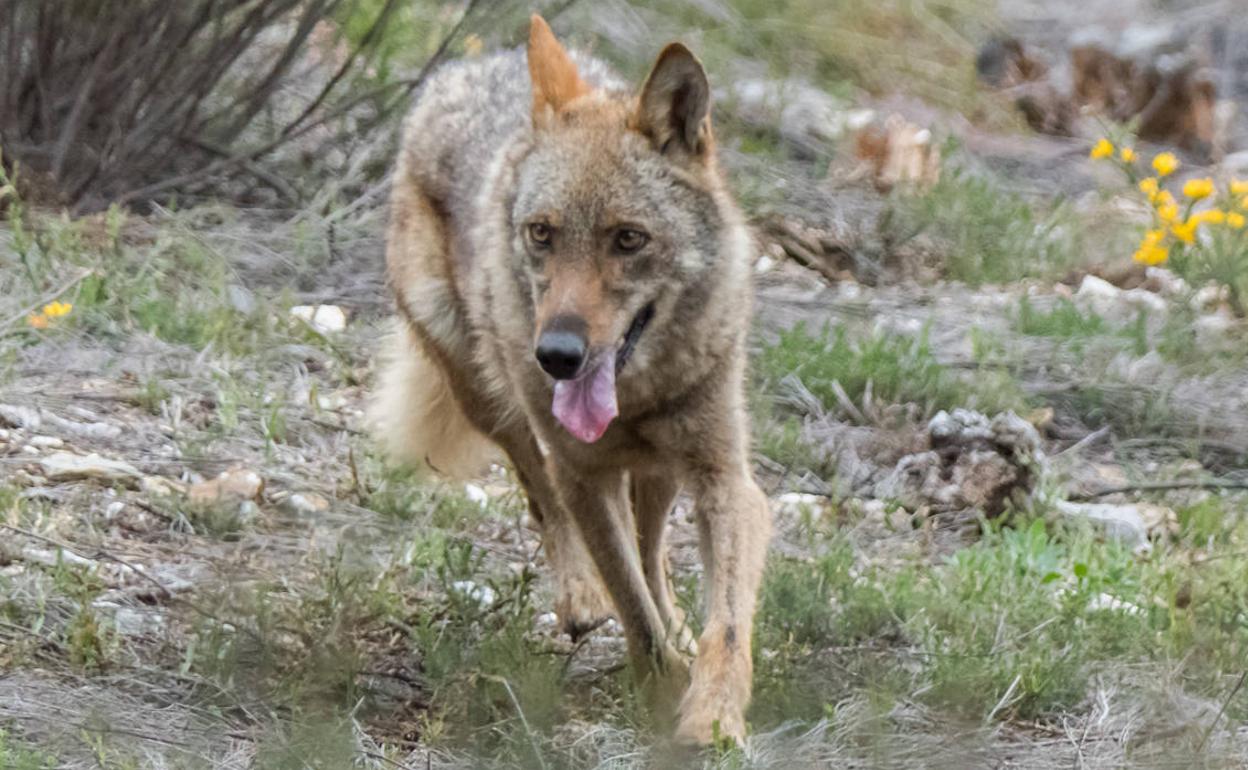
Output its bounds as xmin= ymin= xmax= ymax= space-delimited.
xmin=528 ymin=14 xmax=587 ymax=126
xmin=635 ymin=43 xmax=711 ymax=159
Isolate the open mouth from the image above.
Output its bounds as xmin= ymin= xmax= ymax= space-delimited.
xmin=549 ymin=301 xmax=655 ymax=444
xmin=615 ymin=302 xmax=655 ymax=372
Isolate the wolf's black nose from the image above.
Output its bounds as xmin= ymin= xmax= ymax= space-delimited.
xmin=536 ymin=330 xmax=586 ymax=379
xmin=536 ymin=317 xmax=588 ymax=380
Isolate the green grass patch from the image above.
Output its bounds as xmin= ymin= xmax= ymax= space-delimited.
xmin=889 ymin=165 xmax=1084 ymax=285
xmin=758 ymin=322 xmax=1025 ymax=419
xmin=1015 ymin=296 xmax=1106 ymax=338
xmin=751 ymin=499 xmax=1248 ymax=729
xmin=0 ymin=731 xmax=57 ymax=770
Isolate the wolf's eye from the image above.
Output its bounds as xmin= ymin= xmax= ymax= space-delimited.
xmin=528 ymin=222 xmax=552 ymax=247
xmin=614 ymin=228 xmax=649 ymax=253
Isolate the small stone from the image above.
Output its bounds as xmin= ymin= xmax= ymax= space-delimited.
xmin=1074 ymin=275 xmax=1122 ymax=316
xmin=1054 ymin=499 xmax=1160 ymax=553
xmin=463 ymin=483 xmax=490 ymax=508
xmin=775 ymin=492 xmax=826 ymax=516
xmin=29 ymin=435 xmax=64 ymax=449
xmin=141 ymin=476 xmax=183 ymax=497
xmin=290 ymin=304 xmax=347 ymax=334
xmin=451 ymin=580 xmax=496 ymax=607
xmin=39 ymin=452 xmax=142 ymax=485
xmin=755 ymin=255 xmax=776 ymax=274
xmin=226 ymin=284 xmax=257 ymax=315
xmin=188 ymin=468 xmax=264 ymax=504
xmin=286 ymin=492 xmax=329 ymax=514
xmin=1194 ymin=312 xmax=1236 ymax=346
xmin=105 ymin=501 xmax=125 ymax=519
xmin=237 ymin=500 xmax=261 ymax=524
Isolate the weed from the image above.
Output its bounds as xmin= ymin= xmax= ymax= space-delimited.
xmin=759 ymin=321 xmax=1024 ymax=418
xmin=0 ymin=731 xmax=56 ymax=770
xmin=890 ymin=163 xmax=1084 ymax=285
xmin=1015 ymin=296 xmax=1106 ymax=338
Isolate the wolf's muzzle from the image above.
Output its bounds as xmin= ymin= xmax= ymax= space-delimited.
xmin=536 ymin=314 xmax=589 ymax=380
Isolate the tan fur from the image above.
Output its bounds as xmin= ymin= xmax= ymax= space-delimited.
xmin=371 ymin=17 xmax=771 ymax=745
xmin=368 ymin=321 xmax=497 ymax=478
xmin=528 ymin=14 xmax=588 ymax=125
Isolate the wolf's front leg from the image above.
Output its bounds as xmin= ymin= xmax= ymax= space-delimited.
xmin=675 ymin=463 xmax=771 ymax=745
xmin=498 ymin=432 xmax=614 ymax=638
xmin=550 ymin=466 xmax=690 ymax=703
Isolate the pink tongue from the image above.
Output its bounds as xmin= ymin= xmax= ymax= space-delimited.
xmin=551 ymin=353 xmax=618 ymax=443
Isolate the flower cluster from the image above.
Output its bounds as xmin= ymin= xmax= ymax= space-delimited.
xmin=1090 ymin=139 xmax=1246 ymax=267
xmin=27 ymin=300 xmax=72 ymax=330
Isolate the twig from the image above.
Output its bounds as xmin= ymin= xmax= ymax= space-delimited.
xmin=112 ymin=0 xmax=486 ymax=209
xmin=984 ymin=673 xmax=1022 ymax=725
xmin=830 ymin=379 xmax=868 ymax=424
xmin=1055 ymin=426 xmax=1110 ymax=457
xmin=1198 ymin=670 xmax=1246 ymax=752
xmin=0 ymin=268 xmax=93 ymax=331
xmin=1071 ymin=480 xmax=1248 ymax=500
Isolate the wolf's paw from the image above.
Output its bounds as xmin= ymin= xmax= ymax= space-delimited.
xmin=553 ymin=574 xmax=614 ymax=641
xmin=672 ymin=640 xmax=749 ymax=746
xmin=673 ymin=690 xmax=746 ymax=747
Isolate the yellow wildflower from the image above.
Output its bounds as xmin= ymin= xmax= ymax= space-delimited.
xmin=1152 ymin=152 xmax=1179 ymax=177
xmin=27 ymin=313 xmax=49 ymax=330
xmin=1229 ymin=212 xmax=1246 ymax=229
xmin=1232 ymin=179 xmax=1248 ymax=197
xmin=463 ymin=33 xmax=484 ymax=57
xmin=1157 ymin=200 xmax=1180 ymax=223
xmin=1172 ymin=219 xmax=1198 ymax=244
xmin=1090 ymin=138 xmax=1114 ymax=160
xmin=42 ymin=301 xmax=72 ymax=318
xmin=1240 ymin=195 xmax=1248 ymax=210
xmin=1119 ymin=147 xmax=1137 ymax=163
xmin=1190 ymin=209 xmax=1226 ymax=226
xmin=1138 ymin=177 xmax=1160 ymax=202
xmin=1183 ymin=177 xmax=1215 ymax=200
xmin=1133 ymin=230 xmax=1169 ymax=265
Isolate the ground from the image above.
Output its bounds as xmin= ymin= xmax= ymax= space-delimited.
xmin=3 ymin=1 xmax=1248 ymax=769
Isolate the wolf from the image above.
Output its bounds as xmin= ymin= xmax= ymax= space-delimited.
xmin=370 ymin=15 xmax=771 ymax=744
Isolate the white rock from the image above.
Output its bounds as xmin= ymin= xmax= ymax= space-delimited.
xmin=1121 ymin=288 xmax=1168 ymax=316
xmin=463 ymin=483 xmax=490 ymax=508
xmin=290 ymin=304 xmax=347 ymax=334
xmin=21 ymin=547 xmax=96 ymax=569
xmin=1076 ymin=275 xmax=1119 ymax=297
xmin=1054 ymin=499 xmax=1154 ymax=553
xmin=1145 ymin=267 xmax=1188 ymax=296
xmin=105 ymin=501 xmax=125 ymax=519
xmin=1192 ymin=284 xmax=1225 ymax=310
xmin=1194 ymin=312 xmax=1237 ymax=346
xmin=776 ymin=492 xmax=826 ymax=516
xmin=286 ymin=492 xmax=330 ymax=514
xmin=226 ymin=284 xmax=257 ymax=315
xmin=39 ymin=452 xmax=141 ymax=484
xmin=29 ymin=435 xmax=64 ymax=449
xmin=754 ymin=255 xmax=776 ymax=274
xmin=237 ymin=500 xmax=261 ymax=524
xmin=451 ymin=580 xmax=496 ymax=607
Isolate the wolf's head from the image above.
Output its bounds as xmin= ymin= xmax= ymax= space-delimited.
xmin=512 ymin=15 xmax=732 ymax=443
